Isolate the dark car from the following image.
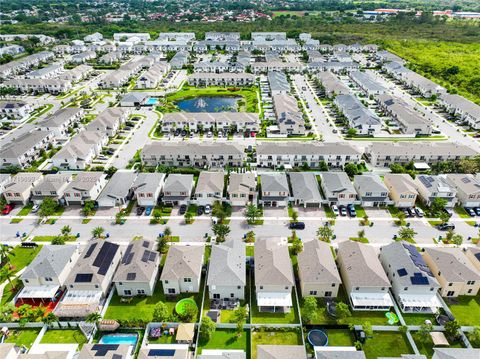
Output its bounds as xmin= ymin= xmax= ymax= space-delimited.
xmin=179 ymin=204 xmax=187 ymax=215
xmin=174 ymin=129 xmax=181 ymax=136
xmin=406 ymin=208 xmax=416 ymax=217
xmin=464 ymin=207 xmax=476 ymax=217
xmin=436 ymin=223 xmax=455 ymax=231
xmin=289 ymin=222 xmax=305 ymax=230
xmin=136 ymin=206 xmax=145 ymax=215
xmin=474 ymin=207 xmax=480 ymax=216
xmin=347 ymin=205 xmax=357 ymax=218
xmin=197 ymin=206 xmax=204 ymax=216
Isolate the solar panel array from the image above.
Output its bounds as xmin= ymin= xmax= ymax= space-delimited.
xmin=402 ymin=242 xmax=433 ymax=276
xmin=122 ymin=244 xmax=134 ymax=265
xmin=93 ymin=242 xmax=119 ymax=276
xmin=141 ymin=249 xmax=157 ymax=263
xmin=84 ymin=242 xmax=97 ymax=259
xmin=419 ymin=176 xmax=434 ymax=188
xmin=397 ymin=268 xmax=407 ymax=277
xmin=148 ymin=349 xmax=176 ymax=356
xmin=91 ymin=344 xmax=120 ymax=356
xmin=75 ymin=273 xmax=93 ymax=283
xmin=410 ymin=272 xmax=429 ymax=285
xmin=126 ymin=272 xmax=136 ymax=281
xmin=142 ymin=241 xmax=150 ymax=248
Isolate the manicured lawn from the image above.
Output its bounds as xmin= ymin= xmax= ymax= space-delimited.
xmin=32 ymin=235 xmax=76 ymax=242
xmin=246 ymin=246 xmax=254 ymax=257
xmin=5 ymin=245 xmax=42 ymax=274
xmin=362 ymin=332 xmax=413 ymax=359
xmin=454 ymin=206 xmax=471 ymax=219
xmin=1 ymin=278 xmax=23 ymax=305
xmin=252 ymin=288 xmax=300 ymax=324
xmin=413 ymin=332 xmax=464 ymax=358
xmin=251 ymin=330 xmax=302 ymax=359
xmin=349 ymin=237 xmax=370 ymax=243
xmin=326 ymin=329 xmax=355 ymax=346
xmin=387 ymin=205 xmax=401 ymax=217
xmin=41 ymin=329 xmax=87 ymax=348
xmin=354 ymin=205 xmax=366 ymax=218
xmin=198 ymin=329 xmax=247 ymax=353
xmin=147 ymin=335 xmax=176 ymax=344
xmin=402 ymin=312 xmax=437 ymax=326
xmin=4 ymin=329 xmax=40 ymax=348
xmin=448 ymin=296 xmax=480 ymax=326
xmin=17 ymin=203 xmax=33 ymax=216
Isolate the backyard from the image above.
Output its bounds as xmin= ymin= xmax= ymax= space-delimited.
xmin=412 ymin=331 xmax=464 ymax=358
xmin=362 ymin=332 xmax=413 ymax=358
xmin=251 ymin=329 xmax=303 ymax=359
xmin=251 ymin=289 xmax=300 ymax=324
xmin=447 ymin=296 xmax=480 ymax=326
xmin=198 ymin=329 xmax=248 ymax=354
xmin=4 ymin=245 xmax=42 ymax=275
xmin=41 ymin=329 xmax=87 ymax=348
xmin=4 ymin=329 xmax=40 ymax=349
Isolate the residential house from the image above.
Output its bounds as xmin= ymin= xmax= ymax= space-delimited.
xmin=4 ymin=78 xmax=72 ymax=95
xmin=56 ymin=240 xmax=122 ymax=318
xmin=207 ymin=240 xmax=246 ymax=301
xmin=316 ymin=72 xmax=350 ymax=97
xmin=120 ymin=92 xmax=148 ymax=107
xmin=162 ymin=174 xmax=194 ymax=206
xmin=379 ymin=242 xmax=441 ymax=313
xmin=36 ymin=108 xmax=83 ymax=139
xmin=257 ymin=346 xmax=307 ymax=359
xmin=413 ymin=175 xmax=457 ymax=208
xmin=169 ymin=51 xmax=189 ymax=69
xmin=194 ymin=171 xmax=224 ymax=206
xmin=354 ymin=174 xmax=391 ymax=207
xmin=188 ymin=73 xmax=255 ymax=87
xmin=2 ymin=172 xmax=42 ymax=204
xmin=96 ymin=171 xmax=137 ymax=208
xmin=251 ymin=62 xmax=304 ymax=74
xmin=0 ymin=174 xmax=12 ymax=194
xmin=31 ymin=173 xmax=72 ymax=204
xmin=114 ymin=239 xmax=160 ymax=297
xmin=85 ymin=107 xmax=130 ymax=137
xmin=445 ymin=174 xmax=480 ymax=208
xmin=255 ymin=237 xmax=295 ymax=313
xmin=256 ymin=142 xmax=361 ymax=169
xmin=63 ymin=172 xmax=107 ymax=205
xmin=138 ymin=345 xmax=191 ymax=359
xmin=132 ymin=173 xmax=165 ymax=207
xmin=298 ymin=240 xmax=341 ymax=298
xmin=79 ymin=344 xmax=132 ymax=359
xmin=366 ymin=142 xmax=478 ymax=167
xmin=160 ymin=245 xmax=204 ymax=295
xmin=136 ymin=62 xmax=170 ymax=89
xmin=349 ymin=71 xmax=388 ymax=97
xmin=337 ymin=241 xmax=393 ymax=311
xmin=289 ymin=172 xmax=323 ymax=207
xmin=334 ymin=94 xmax=382 ymax=135
xmin=259 ymin=172 xmax=290 ymax=207
xmin=18 ymin=245 xmax=81 ymax=308
xmin=0 ymin=101 xmax=32 ymax=122
xmin=315 ymin=348 xmax=366 ymax=359
xmin=423 ymin=247 xmax=480 ymax=298
xmin=198 ymin=350 xmax=246 ymax=359
xmin=227 ymin=172 xmax=257 ymax=206
xmin=0 ymin=130 xmax=54 ymax=169
xmin=268 ymin=71 xmax=290 ymax=95
xmin=272 ymin=93 xmax=305 ymax=136
xmin=320 ymin=172 xmax=357 ymax=206
xmin=438 ymin=93 xmax=480 ymax=130
xmin=466 ymin=248 xmax=480 ymax=272
xmin=383 ymin=174 xmax=418 ymax=208
xmin=26 ymin=63 xmax=63 ymax=79
xmin=432 ymin=348 xmax=480 ymax=359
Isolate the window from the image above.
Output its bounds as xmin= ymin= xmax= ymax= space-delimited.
xmin=168 ymin=288 xmax=176 ymax=294
xmin=285 ymin=286 xmax=289 ymax=290
xmin=230 ymin=293 xmax=235 ymax=298
xmin=309 ymin=290 xmax=317 ymax=295
xmin=446 ymin=291 xmax=455 ymax=297
xmin=164 ymin=280 xmax=168 ymax=284
xmin=45 ymin=277 xmax=52 ymax=282
xmin=184 ymin=278 xmax=192 ymax=283
xmin=355 ymin=287 xmax=359 ymax=291
xmin=260 ymin=286 xmax=263 ymax=290
xmin=237 ymin=286 xmax=241 ymax=289
xmin=404 ymin=287 xmax=408 ymax=291
xmin=467 ymin=281 xmax=475 ymax=285
xmin=331 ymin=283 xmax=336 ymax=287
xmin=213 ymin=294 xmax=220 ymax=299
xmin=124 ymin=290 xmax=132 ymax=296
xmin=448 ymin=283 xmax=453 ymax=286
xmin=137 ymin=289 xmax=145 ymax=295
xmin=325 ymin=291 xmax=332 ymax=297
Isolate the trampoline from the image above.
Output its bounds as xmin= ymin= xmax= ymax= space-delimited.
xmin=307 ymin=329 xmax=328 ymax=347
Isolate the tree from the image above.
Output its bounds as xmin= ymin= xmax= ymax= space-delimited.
xmin=232 ymin=306 xmax=248 ymax=336
xmin=362 ymin=321 xmax=373 ymax=337
xmin=61 ymin=225 xmax=72 ymax=236
xmin=445 ymin=229 xmax=463 ymax=245
xmin=438 ymin=211 xmax=450 ymax=225
xmin=302 ymin=297 xmax=318 ymax=324
xmin=105 ymin=166 xmax=118 ymax=178
xmin=39 ymin=198 xmax=58 ymax=218
xmin=317 ymin=224 xmax=334 ymax=243
xmin=51 ymin=236 xmax=66 ymax=245
xmin=0 ymin=266 xmax=17 ymax=291
xmin=85 ymin=312 xmax=102 ymax=324
xmin=344 ymin=163 xmax=359 ymax=178
xmin=417 ymin=322 xmax=433 ymax=343
xmin=179 ymin=302 xmax=198 ymax=322
xmin=444 ymin=320 xmax=460 ymax=340
xmin=212 ymin=201 xmax=230 ymax=224
xmin=398 ymin=226 xmax=416 ymax=242
xmin=290 ymin=208 xmax=298 ymax=223
xmin=0 ymin=244 xmax=12 ymax=266
xmin=212 ymin=223 xmax=230 ymax=243
xmin=184 ymin=211 xmax=193 ymax=224
xmin=164 ymin=226 xmax=172 ymax=239
xmin=83 ymin=200 xmax=95 ymax=216
xmin=152 ymin=301 xmax=170 ymax=322
xmin=336 ymin=301 xmax=351 ymax=323
xmin=468 ymin=326 xmax=480 ymax=347
xmin=200 ymin=316 xmax=216 ymax=342
xmin=395 ymin=212 xmax=406 ymax=226
xmin=115 ymin=211 xmax=125 ymax=224
xmin=346 ymin=128 xmax=357 ymax=137
xmin=430 ymin=197 xmax=448 ymax=217
xmin=42 ymin=312 xmax=58 ymax=327
xmin=245 ymin=230 xmax=255 ymax=243
xmin=245 ymin=204 xmax=262 ymax=224
xmin=92 ymin=226 xmax=105 ymax=238
xmin=291 ymin=236 xmax=303 ymax=255
xmin=357 ymin=229 xmax=365 ymax=239
xmin=157 ymin=236 xmax=168 ymax=254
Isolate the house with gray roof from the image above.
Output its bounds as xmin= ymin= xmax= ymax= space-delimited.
xmin=198 ymin=350 xmax=245 ymax=359
xmin=96 ymin=171 xmax=137 ymax=208
xmin=2 ymin=172 xmax=43 ymax=204
xmin=0 ymin=130 xmax=54 ymax=169
xmin=36 ymin=107 xmax=83 ymax=138
xmin=334 ymin=94 xmax=382 ymax=135
xmin=120 ymin=92 xmax=148 ymax=107
xmin=273 ymin=93 xmax=305 ymax=136
xmin=18 ymin=245 xmax=81 ymax=306
xmin=315 ymin=348 xmax=366 ymax=359
xmin=259 ymin=172 xmax=290 ymax=207
xmin=432 ymin=348 xmax=480 ymax=359
xmin=423 ymin=247 xmax=480 ymax=298
xmin=85 ymin=107 xmax=130 ymax=137
xmin=354 ymin=174 xmax=391 ymax=207
xmin=63 ymin=172 xmax=107 ymax=205
xmin=383 ymin=174 xmax=419 ymax=208
xmin=255 ymin=237 xmax=294 ymax=313
xmin=188 ymin=73 xmax=255 ymax=87
xmin=298 ymin=240 xmax=341 ymax=298
xmin=160 ymin=245 xmax=204 ymax=295
xmin=31 ymin=173 xmax=73 ymax=204
xmin=349 ymin=70 xmax=388 ymax=97
xmin=56 ymin=239 xmax=122 ymax=318
xmin=114 ymin=239 xmax=160 ymax=297
xmin=79 ymin=344 xmax=131 ymax=359
xmin=169 ymin=51 xmax=189 ymax=69
xmin=132 ymin=173 xmax=165 ymax=207
xmin=337 ymin=241 xmax=393 ymax=311
xmin=320 ymin=172 xmax=357 ymax=206
xmin=0 ymin=173 xmax=11 ymax=194
xmin=268 ymin=71 xmax=290 ymax=95
xmin=194 ymin=171 xmax=225 ymax=206
xmin=207 ymin=240 xmax=246 ymax=301
xmin=445 ymin=174 xmax=480 ymax=208
xmin=162 ymin=174 xmax=194 ymax=206
xmin=0 ymin=100 xmax=32 ymax=122
xmin=438 ymin=93 xmax=480 ymax=130
xmin=466 ymin=247 xmax=480 ymax=273
xmin=227 ymin=172 xmax=256 ymax=206
xmin=315 ymin=72 xmax=350 ymax=97
xmin=413 ymin=175 xmax=457 ymax=208
xmin=257 ymin=345 xmax=307 ymax=359
xmin=379 ymin=242 xmax=441 ymax=313
xmin=289 ymin=172 xmax=323 ymax=207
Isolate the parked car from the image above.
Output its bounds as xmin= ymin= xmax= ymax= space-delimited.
xmin=444 ymin=208 xmax=454 ymax=217
xmin=136 ymin=206 xmax=145 ymax=215
xmin=464 ymin=207 xmax=476 ymax=217
xmin=414 ymin=207 xmax=424 ymax=217
xmin=339 ymin=206 xmax=347 ymax=216
xmin=2 ymin=204 xmax=15 ymax=215
xmin=347 ymin=204 xmax=356 ymax=218
xmin=31 ymin=204 xmax=40 ymax=213
xmin=145 ymin=207 xmax=152 ymax=216
xmin=474 ymin=207 xmax=480 ymax=216
xmin=179 ymin=204 xmax=187 ymax=215
xmin=331 ymin=205 xmax=339 ymax=216
xmin=401 ymin=208 xmax=412 ymax=217
xmin=205 ymin=205 xmax=211 ymax=215
xmin=289 ymin=222 xmax=305 ymax=230
xmin=406 ymin=208 xmax=416 ymax=217
xmin=436 ymin=223 xmax=455 ymax=231
xmin=197 ymin=206 xmax=204 ymax=216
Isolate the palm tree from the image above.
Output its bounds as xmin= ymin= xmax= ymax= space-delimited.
xmin=61 ymin=225 xmax=72 ymax=236
xmin=212 ymin=223 xmax=230 ymax=243
xmin=245 ymin=204 xmax=262 ymax=224
xmin=85 ymin=312 xmax=102 ymax=325
xmin=164 ymin=226 xmax=172 ymax=239
xmin=0 ymin=244 xmax=12 ymax=267
xmin=91 ymin=226 xmax=105 ymax=239
xmin=317 ymin=224 xmax=334 ymax=243
xmin=1 ymin=266 xmax=17 ymax=290
xmin=42 ymin=312 xmax=59 ymax=327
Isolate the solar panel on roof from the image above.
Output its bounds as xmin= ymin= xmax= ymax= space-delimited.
xmin=475 ymin=253 xmax=480 ymax=261
xmin=75 ymin=273 xmax=93 ymax=283
xmin=84 ymin=243 xmax=97 ymax=258
xmin=142 ymin=241 xmax=149 ymax=248
xmin=122 ymin=244 xmax=134 ymax=264
xmin=397 ymin=268 xmax=407 ymax=277
xmin=149 ymin=251 xmax=156 ymax=261
xmin=148 ymin=349 xmax=176 ymax=356
xmin=93 ymin=242 xmax=119 ymax=276
xmin=126 ymin=272 xmax=136 ymax=280
xmin=91 ymin=344 xmax=120 ymax=356
xmin=419 ymin=176 xmax=432 ymax=188
xmin=411 ymin=275 xmax=429 ymax=285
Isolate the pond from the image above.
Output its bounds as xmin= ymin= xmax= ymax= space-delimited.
xmin=176 ymin=96 xmax=241 ymax=112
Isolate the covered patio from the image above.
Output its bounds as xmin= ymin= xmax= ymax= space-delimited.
xmin=398 ymin=294 xmax=442 ymax=313
xmin=350 ymin=292 xmax=394 ymax=311
xmin=16 ymin=285 xmax=63 ymax=313
xmin=257 ymin=292 xmax=292 ymax=313
xmin=54 ymin=290 xmax=102 ymax=318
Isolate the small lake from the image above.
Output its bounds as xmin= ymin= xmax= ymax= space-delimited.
xmin=176 ymin=96 xmax=241 ymax=112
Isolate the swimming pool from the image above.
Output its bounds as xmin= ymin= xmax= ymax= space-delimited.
xmin=145 ymin=98 xmax=158 ymax=106
xmin=99 ymin=333 xmax=138 ymax=346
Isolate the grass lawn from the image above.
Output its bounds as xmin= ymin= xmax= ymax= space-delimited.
xmin=252 ymin=288 xmax=300 ymax=324
xmin=402 ymin=312 xmax=437 ymax=326
xmin=354 ymin=205 xmax=366 ymax=218
xmin=1 ymin=278 xmax=23 ymax=305
xmin=251 ymin=330 xmax=302 ymax=359
xmin=198 ymin=329 xmax=247 ymax=353
xmin=4 ymin=329 xmax=40 ymax=348
xmin=349 ymin=237 xmax=370 ymax=243
xmin=104 ymin=280 xmax=203 ymax=323
xmin=32 ymin=235 xmax=76 ymax=242
xmin=413 ymin=332 xmax=464 ymax=358
xmin=323 ymin=205 xmax=336 ymax=219
xmin=454 ymin=206 xmax=472 ymax=219
xmin=326 ymin=329 xmax=355 ymax=346
xmin=41 ymin=329 xmax=87 ymax=348
xmin=448 ymin=296 xmax=480 ymax=326
xmin=362 ymin=332 xmax=413 ymax=359
xmin=17 ymin=203 xmax=33 ymax=216
xmin=6 ymin=245 xmax=42 ymax=274
xmin=10 ymin=218 xmax=23 ymax=223
xmin=147 ymin=335 xmax=176 ymax=344
xmin=246 ymin=246 xmax=254 ymax=257
xmin=82 ymin=218 xmax=92 ymax=224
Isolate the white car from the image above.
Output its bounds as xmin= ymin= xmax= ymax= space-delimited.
xmin=331 ymin=205 xmax=339 ymax=216
xmin=31 ymin=204 xmax=40 ymax=213
xmin=205 ymin=205 xmax=211 ymax=214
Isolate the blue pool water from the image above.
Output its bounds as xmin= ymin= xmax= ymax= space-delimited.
xmin=99 ymin=333 xmax=138 ymax=346
xmin=145 ymin=98 xmax=158 ymax=105
xmin=176 ymin=96 xmax=240 ymax=112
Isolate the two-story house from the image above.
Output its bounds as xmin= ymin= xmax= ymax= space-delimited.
xmin=259 ymin=173 xmax=290 ymax=207
xmin=383 ymin=174 xmax=418 ymax=208
xmin=353 ymin=174 xmax=391 ymax=207
xmin=2 ymin=172 xmax=43 ymax=204
xmin=132 ymin=173 xmax=165 ymax=207
xmin=194 ymin=171 xmax=224 ymax=206
xmin=227 ymin=172 xmax=257 ymax=206
xmin=63 ymin=172 xmax=107 ymax=206
xmin=320 ymin=172 xmax=357 ymax=206
xmin=413 ymin=175 xmax=457 ymax=208
xmin=162 ymin=174 xmax=194 ymax=206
